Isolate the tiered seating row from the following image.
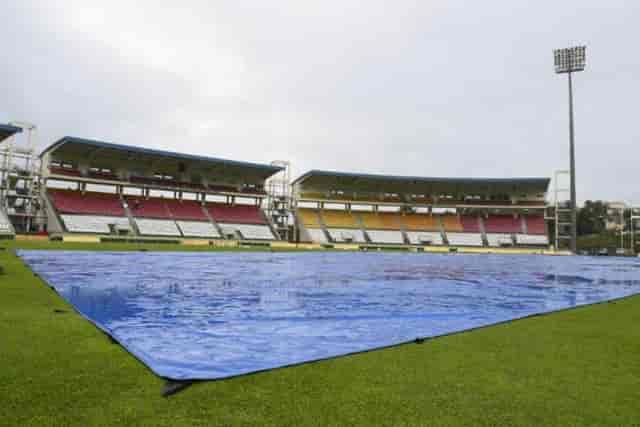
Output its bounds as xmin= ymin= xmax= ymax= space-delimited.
xmin=49 ymin=189 xmax=125 ymax=216
xmin=484 ymin=215 xmax=522 ymax=233
xmin=298 ymin=208 xmax=322 ymax=227
xmin=61 ymin=215 xmax=130 ymax=234
xmin=525 ymin=215 xmax=546 ymax=235
xmin=405 ymin=231 xmax=443 ymax=245
xmin=485 ymin=233 xmax=514 ymax=247
xmin=48 ymin=190 xmax=275 ymax=240
xmin=321 ymin=210 xmax=359 ymax=228
xmin=306 ymin=228 xmax=328 ymax=243
xmin=366 ymin=230 xmax=404 ymax=244
xmin=446 ymin=233 xmax=483 ymax=247
xmin=326 ymin=228 xmax=366 ymax=243
xmin=207 ymin=203 xmax=266 ymax=225
xmin=299 ymin=209 xmax=548 ymax=247
xmin=176 ymin=221 xmax=220 ymax=238
xmin=516 ymin=234 xmax=549 ymax=246
xmin=134 ymin=218 xmax=181 ymax=236
xmin=126 ymin=196 xmax=171 ymax=219
xmin=220 ymin=224 xmax=274 ymax=240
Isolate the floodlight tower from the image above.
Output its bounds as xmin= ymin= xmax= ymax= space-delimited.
xmin=554 ymin=45 xmax=586 ymax=253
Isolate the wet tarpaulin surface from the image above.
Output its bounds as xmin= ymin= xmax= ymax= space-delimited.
xmin=18 ymin=250 xmax=640 ymax=380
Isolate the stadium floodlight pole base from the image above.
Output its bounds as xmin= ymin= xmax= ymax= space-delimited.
xmin=162 ymin=380 xmax=194 ymax=397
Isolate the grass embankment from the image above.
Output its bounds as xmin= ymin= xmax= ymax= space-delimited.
xmin=1 ymin=240 xmax=640 ymax=426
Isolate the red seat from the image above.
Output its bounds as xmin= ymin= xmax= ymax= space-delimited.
xmin=460 ymin=215 xmax=481 ymax=232
xmin=484 ymin=215 xmax=522 ymax=233
xmin=48 ymin=189 xmax=124 ymax=216
xmin=126 ymin=196 xmax=171 ymax=219
xmin=49 ymin=166 xmax=81 ymax=177
xmin=165 ymin=199 xmax=207 ymax=221
xmin=526 ymin=215 xmax=546 ymax=235
xmin=206 ymin=203 xmax=266 ymax=224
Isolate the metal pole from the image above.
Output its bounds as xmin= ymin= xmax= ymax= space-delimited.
xmin=632 ymin=208 xmax=635 ymax=256
xmin=621 ymin=209 xmax=624 ymax=253
xmin=568 ymin=71 xmax=577 ymax=253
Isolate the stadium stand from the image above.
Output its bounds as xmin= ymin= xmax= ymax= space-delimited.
xmin=35 ymin=136 xmax=553 ymax=248
xmin=39 ymin=136 xmax=282 ymax=240
xmin=292 ymin=170 xmax=550 ymax=248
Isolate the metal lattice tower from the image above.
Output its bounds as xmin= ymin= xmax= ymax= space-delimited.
xmin=266 ymin=160 xmax=292 ymax=241
xmin=0 ymin=122 xmax=44 ymax=233
xmin=631 ymin=206 xmax=640 ymax=256
xmin=553 ymin=170 xmax=572 ymax=251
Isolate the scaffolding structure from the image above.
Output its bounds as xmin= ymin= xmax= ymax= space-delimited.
xmin=0 ymin=122 xmax=44 ymax=233
xmin=631 ymin=206 xmax=640 ymax=256
xmin=553 ymin=170 xmax=572 ymax=251
xmin=265 ymin=160 xmax=292 ymax=241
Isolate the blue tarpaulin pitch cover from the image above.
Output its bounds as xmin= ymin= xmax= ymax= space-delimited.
xmin=18 ymin=250 xmax=640 ymax=380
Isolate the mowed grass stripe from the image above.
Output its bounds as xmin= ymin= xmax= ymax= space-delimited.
xmin=1 ymin=240 xmax=640 ymax=426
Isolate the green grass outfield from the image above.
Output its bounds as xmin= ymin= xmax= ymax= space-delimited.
xmin=2 ymin=240 xmax=640 ymax=426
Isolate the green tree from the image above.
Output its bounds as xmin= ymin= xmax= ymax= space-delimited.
xmin=577 ymin=200 xmax=607 ymax=236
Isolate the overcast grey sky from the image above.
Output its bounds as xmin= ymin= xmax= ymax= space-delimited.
xmin=2 ymin=1 xmax=639 ymax=203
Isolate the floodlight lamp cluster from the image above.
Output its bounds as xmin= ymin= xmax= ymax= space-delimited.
xmin=554 ymin=46 xmax=586 ymax=74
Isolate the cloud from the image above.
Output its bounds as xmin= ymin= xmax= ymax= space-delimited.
xmin=2 ymin=0 xmax=639 ymax=203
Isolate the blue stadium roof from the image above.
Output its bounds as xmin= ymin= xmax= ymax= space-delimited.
xmin=293 ymin=169 xmax=550 ymax=187
xmin=0 ymin=124 xmax=22 ymax=143
xmin=40 ymin=136 xmax=283 ymax=174
xmin=292 ymin=169 xmax=550 ymax=196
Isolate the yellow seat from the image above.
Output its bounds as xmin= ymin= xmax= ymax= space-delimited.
xmin=403 ymin=214 xmax=440 ymax=231
xmin=441 ymin=215 xmax=463 ymax=232
xmin=298 ymin=208 xmax=321 ymax=227
xmin=358 ymin=212 xmax=403 ymax=230
xmin=321 ymin=209 xmax=358 ymax=228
